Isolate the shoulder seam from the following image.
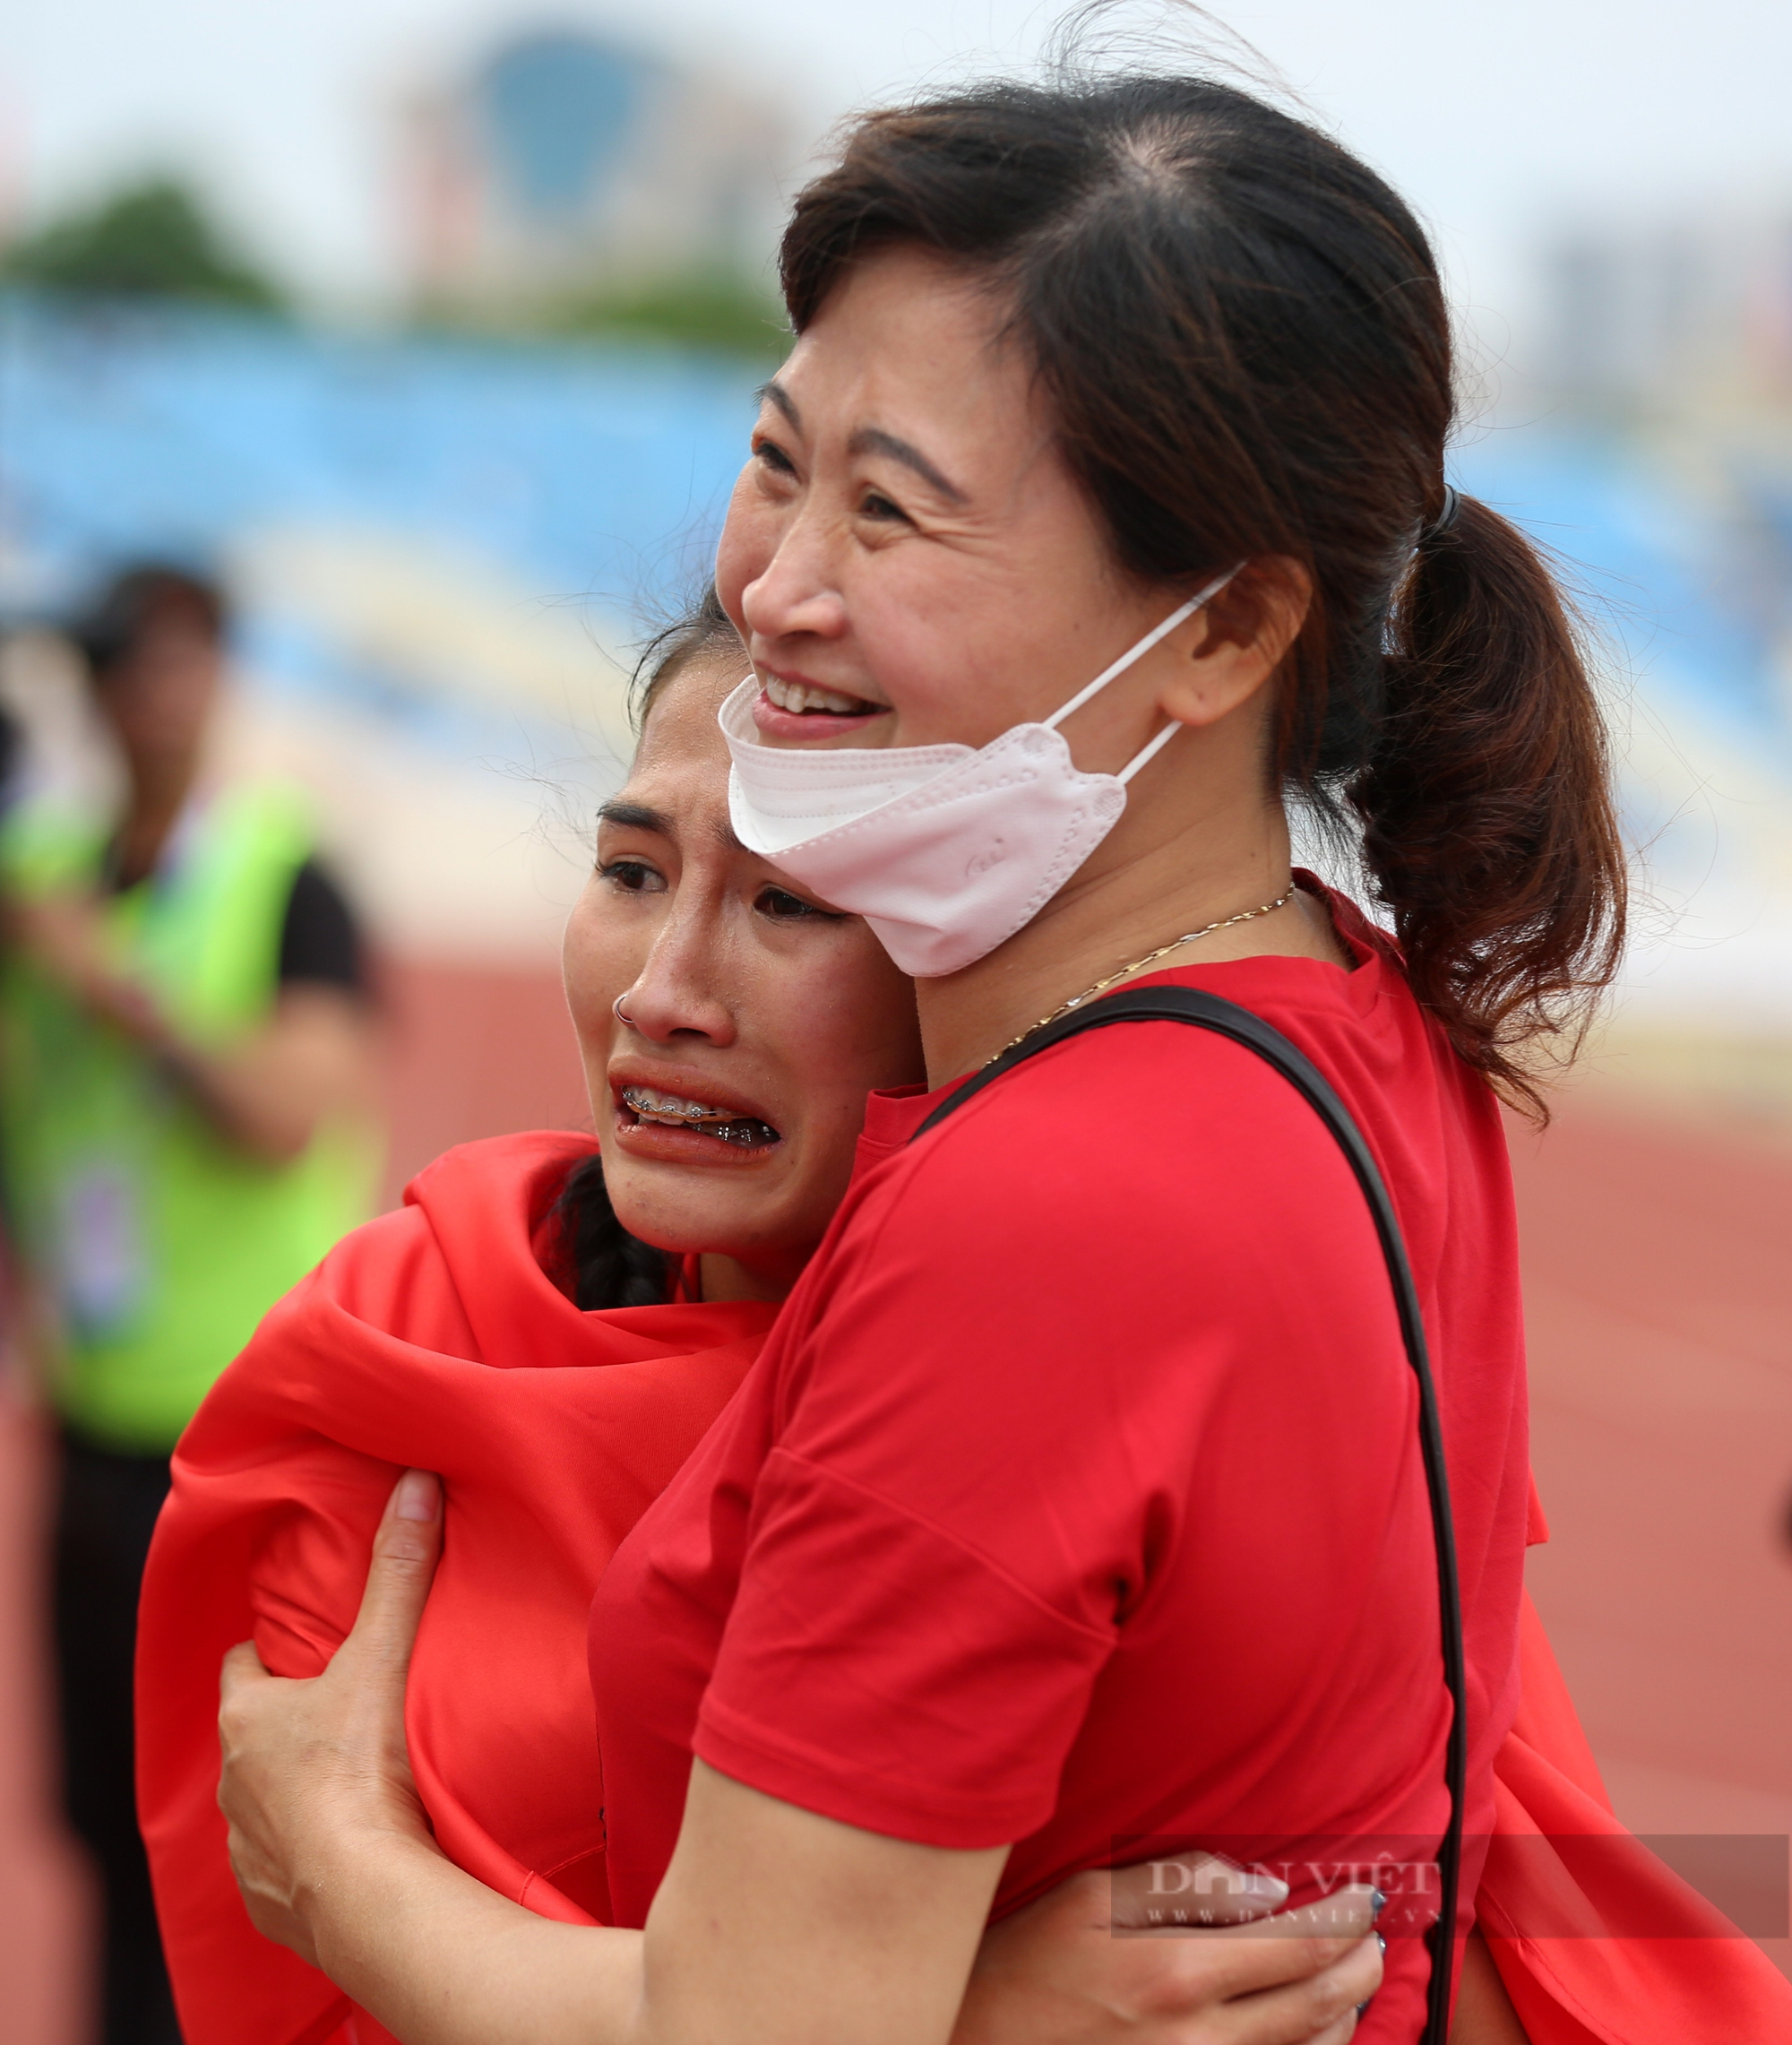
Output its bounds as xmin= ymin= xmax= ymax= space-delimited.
xmin=763 ymin=1444 xmax=1119 ymax=1650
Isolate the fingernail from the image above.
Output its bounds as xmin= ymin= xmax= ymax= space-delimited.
xmin=395 ymin=1471 xmax=438 ymax=1522
xmin=1376 ymin=1930 xmax=1386 ymax=1955
xmin=1370 ymin=1887 xmax=1387 ymax=1920
xmin=1357 ymin=2001 xmax=1372 ymax=2017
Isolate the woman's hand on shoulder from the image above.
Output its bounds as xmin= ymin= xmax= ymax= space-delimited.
xmin=954 ymin=1855 xmax=1383 ymax=2045
xmin=217 ymin=1468 xmax=444 ymax=1965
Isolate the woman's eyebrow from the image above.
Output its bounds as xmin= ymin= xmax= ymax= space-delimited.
xmin=757 ymin=380 xmax=800 ymax=427
xmin=597 ymin=800 xmax=671 ymax=834
xmin=845 ymin=425 xmax=967 ymax=505
xmin=758 ymin=380 xmax=967 ymax=505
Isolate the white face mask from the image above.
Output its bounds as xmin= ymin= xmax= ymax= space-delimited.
xmin=721 ymin=565 xmax=1240 ymax=977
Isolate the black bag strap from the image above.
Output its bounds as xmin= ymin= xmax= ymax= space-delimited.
xmin=911 ymin=984 xmax=1465 ymax=2045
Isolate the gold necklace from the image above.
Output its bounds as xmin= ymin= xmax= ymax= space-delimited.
xmin=986 ymin=882 xmax=1299 ymax=1066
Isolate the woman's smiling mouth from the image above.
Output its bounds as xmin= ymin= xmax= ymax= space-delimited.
xmin=751 ymin=670 xmax=887 ymax=741
xmin=762 ymin=676 xmax=875 ymax=715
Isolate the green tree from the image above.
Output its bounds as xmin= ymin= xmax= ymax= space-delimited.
xmin=547 ymin=272 xmax=788 ymax=362
xmin=416 ymin=266 xmax=789 ymax=363
xmin=1 ymin=176 xmax=284 ymax=309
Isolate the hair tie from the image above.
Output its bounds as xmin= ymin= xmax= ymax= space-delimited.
xmin=1421 ymin=484 xmax=1462 ymax=544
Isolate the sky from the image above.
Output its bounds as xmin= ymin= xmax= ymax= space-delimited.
xmin=7 ymin=0 xmax=1792 ymax=332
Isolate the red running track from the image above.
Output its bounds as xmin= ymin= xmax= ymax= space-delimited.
xmin=1 ymin=963 xmax=1788 ymax=2037
xmin=1506 ymin=1102 xmax=1792 ymax=1980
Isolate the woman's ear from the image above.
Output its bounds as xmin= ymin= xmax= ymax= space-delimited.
xmin=1159 ymin=557 xmax=1312 ymax=730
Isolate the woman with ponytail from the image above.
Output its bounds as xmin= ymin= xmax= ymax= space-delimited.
xmin=204 ymin=55 xmax=1780 ymax=2045
xmin=139 ymin=608 xmax=1386 ymax=2045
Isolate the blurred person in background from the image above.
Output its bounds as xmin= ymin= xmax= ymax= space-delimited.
xmin=0 ymin=564 xmax=380 ymax=2045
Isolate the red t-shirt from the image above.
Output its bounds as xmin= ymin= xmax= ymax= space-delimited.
xmin=589 ymin=893 xmax=1529 ymax=2041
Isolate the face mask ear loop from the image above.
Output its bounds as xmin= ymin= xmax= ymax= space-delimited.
xmin=1116 ymin=713 xmax=1185 ymax=784
xmin=1040 ymin=563 xmax=1245 ymax=736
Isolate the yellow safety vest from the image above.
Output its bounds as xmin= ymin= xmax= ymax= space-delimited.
xmin=0 ymin=784 xmax=378 ymax=1451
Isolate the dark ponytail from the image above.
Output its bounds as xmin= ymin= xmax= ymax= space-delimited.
xmin=552 ymin=1152 xmax=674 ymax=1310
xmin=554 ymin=583 xmax=748 ymax=1307
xmin=1365 ymin=497 xmax=1624 ymax=1114
xmin=780 ymin=70 xmax=1626 ymax=1116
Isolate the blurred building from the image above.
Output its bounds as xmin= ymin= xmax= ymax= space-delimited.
xmin=399 ymin=26 xmax=792 ymax=316
xmin=1536 ymin=206 xmax=1792 ymax=410
xmin=1522 ymin=195 xmax=1792 ymax=744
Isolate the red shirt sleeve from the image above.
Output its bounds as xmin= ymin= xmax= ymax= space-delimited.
xmin=698 ymin=1446 xmax=1116 ymax=1840
xmin=694 ymin=1031 xmax=1399 ymax=1846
